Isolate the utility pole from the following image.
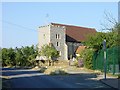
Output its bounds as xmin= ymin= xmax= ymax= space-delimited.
xmin=103 ymin=39 xmax=107 ymax=80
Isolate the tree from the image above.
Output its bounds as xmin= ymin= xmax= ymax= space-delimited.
xmin=113 ymin=23 xmax=120 ymax=46
xmin=2 ymin=48 xmax=15 ymax=66
xmin=2 ymin=48 xmax=8 ymax=66
xmin=0 ymin=47 xmax=2 ymax=63
xmin=85 ymin=27 xmax=118 ymax=51
xmin=85 ymin=32 xmax=106 ymax=51
xmin=2 ymin=45 xmax=38 ymax=67
xmin=40 ymin=44 xmax=59 ymax=60
xmin=15 ymin=45 xmax=38 ymax=67
xmin=21 ymin=45 xmax=38 ymax=66
xmin=78 ymin=12 xmax=119 ymax=70
xmin=7 ymin=48 xmax=16 ymax=66
xmin=15 ymin=47 xmax=24 ymax=66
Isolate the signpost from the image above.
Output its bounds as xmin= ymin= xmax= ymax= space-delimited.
xmin=103 ymin=39 xmax=107 ymax=80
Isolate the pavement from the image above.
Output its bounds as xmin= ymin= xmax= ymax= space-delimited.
xmin=100 ymin=78 xmax=119 ymax=90
xmin=97 ymin=74 xmax=120 ymax=90
xmin=66 ymin=66 xmax=120 ymax=90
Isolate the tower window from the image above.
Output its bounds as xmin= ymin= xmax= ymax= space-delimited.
xmin=56 ymin=34 xmax=60 ymax=39
xmin=56 ymin=42 xmax=60 ymax=46
xmin=56 ymin=34 xmax=57 ymax=39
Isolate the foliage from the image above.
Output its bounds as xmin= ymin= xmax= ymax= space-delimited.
xmin=50 ymin=69 xmax=68 ymax=75
xmin=85 ymin=32 xmax=105 ymax=50
xmin=2 ymin=45 xmax=38 ymax=67
xmin=80 ymin=22 xmax=119 ymax=70
xmin=0 ymin=47 xmax=2 ymax=62
xmin=114 ymin=23 xmax=120 ymax=46
xmin=84 ymin=23 xmax=119 ymax=50
xmin=39 ymin=67 xmax=47 ymax=73
xmin=2 ymin=48 xmax=13 ymax=66
xmin=118 ymin=74 xmax=120 ymax=79
xmin=39 ymin=44 xmax=59 ymax=60
xmin=78 ymin=48 xmax=94 ymax=69
xmin=85 ymin=31 xmax=118 ymax=51
xmin=8 ymin=48 xmax=16 ymax=66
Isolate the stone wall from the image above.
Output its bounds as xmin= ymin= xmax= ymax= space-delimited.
xmin=50 ymin=25 xmax=67 ymax=60
xmin=38 ymin=25 xmax=50 ymax=50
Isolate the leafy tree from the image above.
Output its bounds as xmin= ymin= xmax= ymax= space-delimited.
xmin=80 ymin=22 xmax=119 ymax=69
xmin=40 ymin=44 xmax=59 ymax=60
xmin=85 ymin=29 xmax=118 ymax=51
xmin=2 ymin=45 xmax=38 ymax=67
xmin=21 ymin=45 xmax=38 ymax=66
xmin=2 ymin=48 xmax=8 ymax=66
xmin=7 ymin=48 xmax=16 ymax=66
xmin=114 ymin=23 xmax=120 ymax=46
xmin=85 ymin=32 xmax=106 ymax=51
xmin=15 ymin=47 xmax=24 ymax=66
xmin=2 ymin=48 xmax=13 ymax=66
xmin=0 ymin=48 xmax=1 ymax=69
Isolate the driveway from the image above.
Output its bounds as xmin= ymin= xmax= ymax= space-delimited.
xmin=1 ymin=67 xmax=113 ymax=89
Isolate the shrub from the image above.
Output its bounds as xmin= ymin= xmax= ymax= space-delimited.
xmin=50 ymin=69 xmax=68 ymax=75
xmin=39 ymin=67 xmax=47 ymax=73
xmin=118 ymin=74 xmax=120 ymax=79
xmin=78 ymin=48 xmax=94 ymax=69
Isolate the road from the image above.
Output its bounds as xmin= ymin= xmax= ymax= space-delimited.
xmin=1 ymin=68 xmax=112 ymax=89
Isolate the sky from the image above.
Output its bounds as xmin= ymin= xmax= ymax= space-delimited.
xmin=1 ymin=2 xmax=118 ymax=48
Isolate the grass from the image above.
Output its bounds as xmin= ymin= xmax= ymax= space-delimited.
xmin=39 ymin=60 xmax=96 ymax=75
xmin=34 ymin=59 xmax=119 ymax=78
xmin=106 ymin=73 xmax=120 ymax=78
xmin=43 ymin=60 xmax=69 ymax=75
xmin=91 ymin=69 xmax=119 ymax=78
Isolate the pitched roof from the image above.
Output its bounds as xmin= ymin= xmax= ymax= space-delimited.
xmin=51 ymin=23 xmax=97 ymax=42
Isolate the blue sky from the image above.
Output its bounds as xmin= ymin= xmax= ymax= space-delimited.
xmin=2 ymin=2 xmax=118 ymax=48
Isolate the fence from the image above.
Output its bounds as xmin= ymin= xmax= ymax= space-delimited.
xmin=92 ymin=46 xmax=119 ymax=75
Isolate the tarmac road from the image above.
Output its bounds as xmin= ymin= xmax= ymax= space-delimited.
xmin=1 ymin=68 xmax=113 ymax=89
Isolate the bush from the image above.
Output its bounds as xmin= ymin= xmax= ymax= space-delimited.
xmin=78 ymin=48 xmax=94 ymax=69
xmin=50 ymin=69 xmax=68 ymax=75
xmin=118 ymin=74 xmax=120 ymax=79
xmin=39 ymin=67 xmax=47 ymax=73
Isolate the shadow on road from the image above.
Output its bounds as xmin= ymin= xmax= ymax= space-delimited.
xmin=100 ymin=78 xmax=119 ymax=89
xmin=1 ymin=68 xmax=113 ymax=89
